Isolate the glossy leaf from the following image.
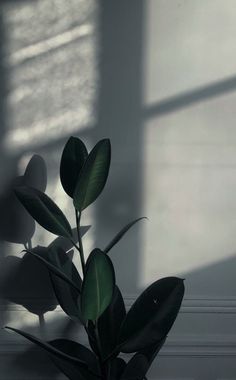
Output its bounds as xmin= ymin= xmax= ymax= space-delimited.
xmin=24 ymin=249 xmax=81 ymax=293
xmin=81 ymin=249 xmax=115 ymax=321
xmin=87 ymin=286 xmax=126 ymax=359
xmin=120 ymin=339 xmax=165 ymax=380
xmin=118 ymin=277 xmax=184 ymax=352
xmin=110 ymin=358 xmax=126 ymax=380
xmin=60 ymin=136 xmax=88 ymax=198
xmin=73 ymin=139 xmax=111 ymax=211
xmin=15 ymin=186 xmax=72 ymax=238
xmin=121 ymin=354 xmax=147 ymax=380
xmin=49 ymin=339 xmax=100 ymax=377
xmin=51 ymin=356 xmax=99 ymax=380
xmin=5 ymin=327 xmax=88 ymax=367
xmin=45 ymin=246 xmax=83 ymax=322
xmin=104 ymin=217 xmax=147 ymax=254
xmin=48 ymin=226 xmax=91 ymax=252
xmin=97 ymin=286 xmax=126 ymax=360
xmin=87 ymin=320 xmax=99 ymax=357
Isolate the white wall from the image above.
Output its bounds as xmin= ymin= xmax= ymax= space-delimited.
xmin=1 ymin=0 xmax=236 ymax=379
xmin=141 ymin=1 xmax=236 ymax=378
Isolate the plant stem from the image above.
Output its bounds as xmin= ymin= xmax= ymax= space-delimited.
xmin=28 ymin=239 xmax=32 ymax=250
xmin=38 ymin=313 xmax=46 ymax=338
xmin=75 ymin=209 xmax=86 ymax=275
xmin=94 ymin=322 xmax=102 ymax=357
xmin=106 ymin=361 xmax=111 ymax=380
xmin=95 ymin=322 xmax=107 ymax=380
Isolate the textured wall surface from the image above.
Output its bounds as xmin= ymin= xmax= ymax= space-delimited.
xmin=0 ymin=0 xmax=236 ymax=379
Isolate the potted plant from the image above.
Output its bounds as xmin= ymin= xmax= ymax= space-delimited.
xmin=5 ymin=137 xmax=185 ymax=380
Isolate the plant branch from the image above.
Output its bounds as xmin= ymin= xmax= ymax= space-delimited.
xmin=75 ymin=209 xmax=86 ymax=275
xmin=95 ymin=322 xmax=102 ymax=358
xmin=69 ymin=238 xmax=85 ymax=272
xmin=94 ymin=322 xmax=107 ymax=380
xmin=103 ymin=344 xmax=120 ymax=363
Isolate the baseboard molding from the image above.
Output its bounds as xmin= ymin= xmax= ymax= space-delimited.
xmin=125 ymin=295 xmax=236 ymax=314
xmin=2 ymin=334 xmax=236 ymax=357
xmin=1 ymin=295 xmax=236 ymax=357
xmin=2 ymin=295 xmax=236 ymax=313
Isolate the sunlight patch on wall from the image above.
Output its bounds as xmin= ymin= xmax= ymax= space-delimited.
xmin=2 ymin=0 xmax=98 ymax=154
xmin=4 ymin=109 xmax=93 ymax=152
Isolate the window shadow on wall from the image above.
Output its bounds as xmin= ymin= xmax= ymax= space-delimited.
xmin=144 ymin=73 xmax=236 ymax=119
xmin=93 ymin=0 xmax=145 ymax=295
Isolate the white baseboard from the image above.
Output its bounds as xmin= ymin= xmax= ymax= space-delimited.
xmin=125 ymin=294 xmax=236 ymax=314
xmin=1 ymin=295 xmax=236 ymax=357
xmin=2 ymin=294 xmax=236 ymax=313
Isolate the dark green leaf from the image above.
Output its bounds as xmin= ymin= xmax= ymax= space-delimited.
xmin=14 ymin=186 xmax=72 ymax=238
xmin=48 ymin=226 xmax=91 ymax=252
xmin=118 ymin=277 xmax=184 ymax=352
xmin=49 ymin=339 xmax=100 ymax=377
xmin=24 ymin=249 xmax=81 ymax=294
xmin=73 ymin=139 xmax=111 ymax=211
xmin=110 ymin=358 xmax=126 ymax=380
xmin=50 ymin=273 xmax=82 ymax=322
xmin=60 ymin=136 xmax=88 ymax=198
xmin=97 ymin=286 xmax=126 ymax=360
xmin=81 ymin=248 xmax=115 ymax=321
xmin=87 ymin=286 xmax=126 ymax=360
xmin=51 ymin=357 xmax=99 ymax=380
xmin=5 ymin=327 xmax=87 ymax=367
xmin=121 ymin=354 xmax=147 ymax=380
xmin=87 ymin=321 xmax=99 ymax=357
xmin=120 ymin=339 xmax=165 ymax=380
xmin=44 ymin=246 xmax=83 ymax=322
xmin=104 ymin=218 xmax=147 ymax=254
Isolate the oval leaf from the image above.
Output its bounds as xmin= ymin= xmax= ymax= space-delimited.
xmin=104 ymin=217 xmax=147 ymax=254
xmin=6 ymin=328 xmax=100 ymax=380
xmin=60 ymin=136 xmax=88 ymax=198
xmin=81 ymin=249 xmax=115 ymax=321
xmin=49 ymin=339 xmax=100 ymax=377
xmin=121 ymin=354 xmax=147 ymax=380
xmin=73 ymin=139 xmax=111 ymax=211
xmin=14 ymin=186 xmax=72 ymax=238
xmin=51 ymin=357 xmax=99 ymax=380
xmin=110 ymin=358 xmax=126 ymax=380
xmin=5 ymin=327 xmax=87 ymax=367
xmin=118 ymin=277 xmax=184 ymax=352
xmin=87 ymin=286 xmax=126 ymax=360
xmin=98 ymin=286 xmax=126 ymax=360
xmin=45 ymin=246 xmax=83 ymax=322
xmin=48 ymin=225 xmax=91 ymax=252
xmin=24 ymin=249 xmax=81 ymax=294
xmin=120 ymin=339 xmax=165 ymax=380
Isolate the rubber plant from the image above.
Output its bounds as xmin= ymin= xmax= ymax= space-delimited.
xmin=5 ymin=137 xmax=185 ymax=380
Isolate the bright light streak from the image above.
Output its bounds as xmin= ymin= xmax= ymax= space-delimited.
xmin=4 ymin=109 xmax=93 ymax=152
xmin=7 ymin=24 xmax=94 ymax=66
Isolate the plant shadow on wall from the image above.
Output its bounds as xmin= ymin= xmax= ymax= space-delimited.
xmin=0 ymin=154 xmax=56 ymax=317
xmin=0 ymin=155 xmax=56 ymax=377
xmin=0 ymin=153 xmax=90 ymax=378
xmin=2 ymin=137 xmax=185 ymax=380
